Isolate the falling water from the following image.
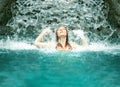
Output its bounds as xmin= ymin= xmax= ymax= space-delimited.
xmin=6 ymin=0 xmax=116 ymax=43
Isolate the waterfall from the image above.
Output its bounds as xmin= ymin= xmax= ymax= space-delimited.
xmin=7 ymin=0 xmax=116 ymax=43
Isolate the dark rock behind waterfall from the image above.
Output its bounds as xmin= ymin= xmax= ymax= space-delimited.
xmin=105 ymin=0 xmax=120 ymax=28
xmin=0 ymin=0 xmax=16 ymax=26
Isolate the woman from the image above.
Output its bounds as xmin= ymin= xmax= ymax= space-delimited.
xmin=34 ymin=25 xmax=88 ymax=50
xmin=55 ymin=26 xmax=72 ymax=50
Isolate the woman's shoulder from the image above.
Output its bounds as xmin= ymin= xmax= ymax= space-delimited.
xmin=48 ymin=41 xmax=56 ymax=47
xmin=37 ymin=41 xmax=56 ymax=48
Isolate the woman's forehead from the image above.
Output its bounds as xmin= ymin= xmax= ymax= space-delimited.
xmin=58 ymin=26 xmax=66 ymax=30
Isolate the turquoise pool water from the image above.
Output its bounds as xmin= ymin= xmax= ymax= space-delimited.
xmin=0 ymin=45 xmax=120 ymax=87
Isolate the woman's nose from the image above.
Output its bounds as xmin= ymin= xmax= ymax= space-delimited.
xmin=59 ymin=30 xmax=63 ymax=32
xmin=61 ymin=30 xmax=63 ymax=32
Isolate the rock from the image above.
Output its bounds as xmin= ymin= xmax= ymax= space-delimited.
xmin=0 ymin=0 xmax=16 ymax=25
xmin=0 ymin=26 xmax=15 ymax=35
xmin=105 ymin=0 xmax=120 ymax=28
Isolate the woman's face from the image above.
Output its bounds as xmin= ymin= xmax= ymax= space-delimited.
xmin=57 ymin=26 xmax=67 ymax=37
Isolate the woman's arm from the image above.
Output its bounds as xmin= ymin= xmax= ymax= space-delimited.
xmin=34 ymin=28 xmax=52 ymax=48
xmin=72 ymin=30 xmax=88 ymax=48
xmin=80 ymin=35 xmax=88 ymax=47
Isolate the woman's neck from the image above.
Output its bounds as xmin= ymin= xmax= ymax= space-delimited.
xmin=58 ymin=36 xmax=66 ymax=48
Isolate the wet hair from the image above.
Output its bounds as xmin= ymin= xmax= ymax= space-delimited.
xmin=55 ymin=25 xmax=72 ymax=49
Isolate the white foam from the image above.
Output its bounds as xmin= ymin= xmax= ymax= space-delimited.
xmin=0 ymin=41 xmax=37 ymax=50
xmin=0 ymin=41 xmax=119 ymax=54
xmin=88 ymin=43 xmax=120 ymax=51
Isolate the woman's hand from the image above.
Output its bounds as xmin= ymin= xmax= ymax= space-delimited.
xmin=41 ymin=28 xmax=52 ymax=36
xmin=72 ymin=30 xmax=85 ymax=38
xmin=72 ymin=30 xmax=88 ymax=47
